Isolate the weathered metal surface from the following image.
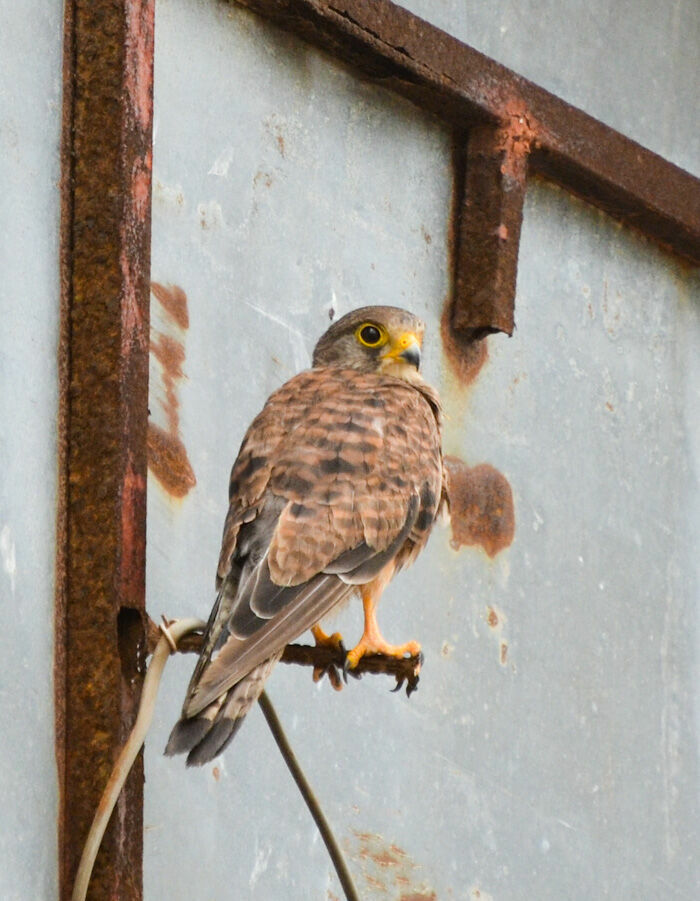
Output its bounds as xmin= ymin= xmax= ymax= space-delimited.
xmin=0 ymin=1 xmax=63 ymax=898
xmin=452 ymin=125 xmax=528 ymax=337
xmin=144 ymin=2 xmax=698 ymax=898
xmin=233 ymin=0 xmax=700 ymax=268
xmin=56 ymin=1 xmax=154 ymax=899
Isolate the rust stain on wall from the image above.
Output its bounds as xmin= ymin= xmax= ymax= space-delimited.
xmin=148 ymin=282 xmax=196 ymax=498
xmin=151 ymin=281 xmax=189 ymax=329
xmin=147 ymin=424 xmax=196 ymax=499
xmin=484 ymin=605 xmax=510 ymax=667
xmin=440 ymin=301 xmax=489 ymax=386
xmin=150 ymin=331 xmax=185 ymax=432
xmin=349 ymin=830 xmax=437 ymax=898
xmin=445 ymin=456 xmax=515 ymax=557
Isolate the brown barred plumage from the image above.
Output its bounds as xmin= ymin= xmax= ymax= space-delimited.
xmin=166 ymin=306 xmax=444 ymax=765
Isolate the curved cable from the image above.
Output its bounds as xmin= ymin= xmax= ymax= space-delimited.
xmin=71 ymin=617 xmax=206 ymax=901
xmin=72 ymin=617 xmax=360 ymax=901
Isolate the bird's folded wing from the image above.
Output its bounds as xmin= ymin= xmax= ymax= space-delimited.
xmin=183 ymin=368 xmax=442 ymax=716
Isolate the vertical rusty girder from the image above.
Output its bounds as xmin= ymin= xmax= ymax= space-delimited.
xmin=56 ymin=1 xmax=154 ymax=899
xmin=451 ymin=125 xmax=529 ymax=338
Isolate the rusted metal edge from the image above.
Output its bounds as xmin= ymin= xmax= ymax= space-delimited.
xmin=56 ymin=2 xmax=154 ymax=899
xmin=452 ymin=125 xmax=528 ymax=337
xmin=234 ymin=0 xmax=700 ymax=268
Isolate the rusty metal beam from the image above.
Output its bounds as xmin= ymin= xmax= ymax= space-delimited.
xmin=452 ymin=125 xmax=529 ymax=338
xmin=235 ymin=0 xmax=700 ymax=338
xmin=56 ymin=1 xmax=154 ymax=899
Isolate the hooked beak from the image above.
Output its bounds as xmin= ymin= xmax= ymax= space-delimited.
xmin=382 ymin=331 xmax=421 ymax=370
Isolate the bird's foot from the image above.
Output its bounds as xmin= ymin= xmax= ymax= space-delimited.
xmin=311 ymin=625 xmax=345 ymax=691
xmin=311 ymin=625 xmax=345 ymax=652
xmin=345 ymin=636 xmax=421 ymax=671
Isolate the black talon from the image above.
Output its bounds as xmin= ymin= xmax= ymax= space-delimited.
xmin=327 ymin=664 xmax=342 ymax=691
xmin=406 ymin=675 xmax=420 ymax=698
xmin=342 ymin=655 xmax=362 ymax=681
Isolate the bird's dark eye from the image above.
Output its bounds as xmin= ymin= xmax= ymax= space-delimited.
xmin=356 ymin=323 xmax=386 ymax=348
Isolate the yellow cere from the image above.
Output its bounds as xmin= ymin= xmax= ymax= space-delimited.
xmin=398 ymin=331 xmax=420 ymax=349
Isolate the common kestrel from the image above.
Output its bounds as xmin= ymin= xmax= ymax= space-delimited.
xmin=166 ymin=306 xmax=445 ymax=765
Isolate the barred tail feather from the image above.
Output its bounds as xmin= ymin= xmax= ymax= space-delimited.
xmin=165 ymin=653 xmax=282 ymax=766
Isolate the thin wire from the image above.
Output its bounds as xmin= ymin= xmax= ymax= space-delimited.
xmin=258 ymin=690 xmax=360 ymax=901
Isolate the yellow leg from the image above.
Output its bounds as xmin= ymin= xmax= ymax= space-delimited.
xmin=345 ymin=580 xmax=421 ymax=670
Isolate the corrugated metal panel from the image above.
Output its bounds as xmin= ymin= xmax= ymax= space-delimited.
xmin=0 ymin=2 xmax=63 ymax=898
xmin=144 ymin=1 xmax=698 ymax=898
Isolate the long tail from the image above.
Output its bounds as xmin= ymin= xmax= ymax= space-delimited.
xmin=164 ymin=652 xmax=282 ymax=766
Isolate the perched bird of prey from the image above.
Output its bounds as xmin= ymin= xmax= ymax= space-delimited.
xmin=166 ymin=306 xmax=445 ymax=765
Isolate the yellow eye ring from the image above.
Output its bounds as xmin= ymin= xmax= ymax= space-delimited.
xmin=356 ymin=322 xmax=387 ymax=348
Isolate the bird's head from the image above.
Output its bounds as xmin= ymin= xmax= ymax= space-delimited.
xmin=312 ymin=306 xmax=425 ymax=382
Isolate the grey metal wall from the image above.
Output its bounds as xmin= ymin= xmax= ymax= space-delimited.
xmin=145 ymin=1 xmax=698 ymax=898
xmin=0 ymin=1 xmax=63 ymax=898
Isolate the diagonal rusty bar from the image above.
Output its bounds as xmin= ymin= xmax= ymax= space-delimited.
xmin=235 ymin=0 xmax=700 ymax=339
xmin=236 ymin=0 xmax=700 ymax=264
xmin=56 ymin=1 xmax=154 ymax=899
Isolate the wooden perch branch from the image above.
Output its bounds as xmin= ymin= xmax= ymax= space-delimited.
xmin=146 ymin=615 xmax=423 ymax=696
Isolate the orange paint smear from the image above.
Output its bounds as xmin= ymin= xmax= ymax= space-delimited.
xmin=445 ymin=456 xmax=515 ymax=557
